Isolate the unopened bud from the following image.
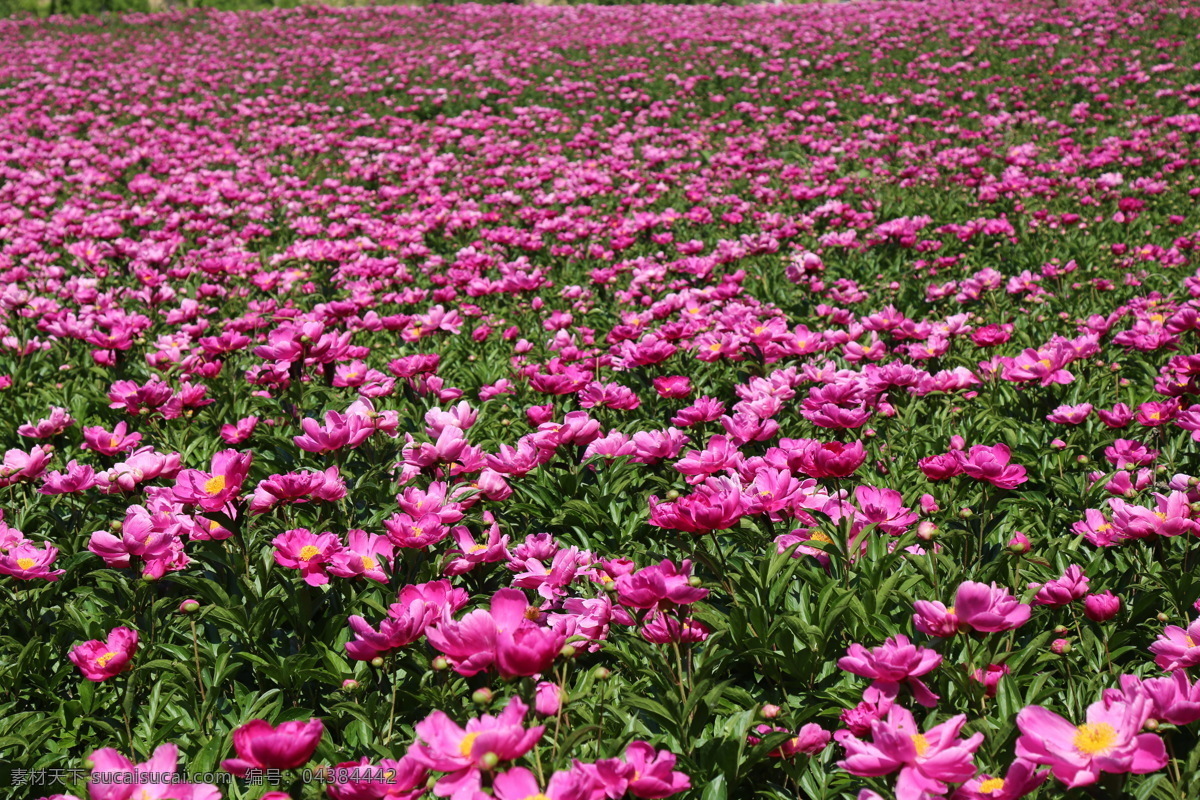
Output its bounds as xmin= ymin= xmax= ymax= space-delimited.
xmin=480 ymin=752 xmax=499 ymax=770
xmin=958 ymin=507 xmax=973 ymax=519
xmin=370 ymin=657 xmax=385 ymax=668
xmin=592 ymin=666 xmax=612 ymax=681
xmin=431 ymin=656 xmax=450 ymax=671
xmin=178 ymin=599 xmax=200 ymax=614
xmin=687 ymin=576 xmax=703 ymax=588
xmin=1145 ymin=718 xmax=1159 ymax=731
xmin=665 ymin=490 xmax=681 ymax=501
xmin=761 ymin=704 xmax=781 ymax=720
xmin=1051 ymin=638 xmax=1071 ymax=655
xmin=917 ymin=521 xmax=937 ymax=541
xmin=559 ymin=645 xmax=577 ymax=659
xmin=472 ymin=688 xmax=494 ymax=706
xmin=1157 ymin=612 xmax=1170 ymax=623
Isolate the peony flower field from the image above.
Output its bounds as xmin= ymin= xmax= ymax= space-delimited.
xmin=2 ymin=0 xmax=1200 ymax=797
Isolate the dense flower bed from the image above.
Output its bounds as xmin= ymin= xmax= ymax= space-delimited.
xmin=2 ymin=1 xmax=1200 ymax=798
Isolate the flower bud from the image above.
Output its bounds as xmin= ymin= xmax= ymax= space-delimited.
xmin=958 ymin=507 xmax=973 ymax=519
xmin=1156 ymin=612 xmax=1170 ymax=623
xmin=1051 ymin=638 xmax=1071 ymax=654
xmin=472 ymin=688 xmax=494 ymax=706
xmin=480 ymin=752 xmax=499 ymax=770
xmin=559 ymin=645 xmax=577 ymax=659
xmin=370 ymin=656 xmax=385 ymax=668
xmin=1145 ymin=718 xmax=1159 ymax=731
xmin=178 ymin=599 xmax=200 ymax=614
xmin=1007 ymin=532 xmax=1031 ymax=554
xmin=760 ymin=704 xmax=781 ymax=720
xmin=535 ymin=682 xmax=562 ymax=716
xmin=687 ymin=576 xmax=703 ymax=588
xmin=665 ymin=490 xmax=681 ymax=501
xmin=1083 ymin=591 xmax=1120 ymax=622
xmin=1053 ymin=625 xmax=1070 ymax=635
xmin=342 ymin=679 xmax=359 ymax=690
xmin=917 ymin=521 xmax=937 ymax=541
xmin=431 ymin=656 xmax=450 ymax=671
xmin=592 ymin=666 xmax=612 ymax=681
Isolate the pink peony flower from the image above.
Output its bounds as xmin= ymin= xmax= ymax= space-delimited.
xmin=409 ymin=697 xmax=544 ymax=798
xmin=221 ymin=718 xmax=324 ymax=776
xmin=345 ymin=579 xmax=468 ymax=661
xmin=88 ymin=743 xmax=219 ymax=800
xmin=272 ymin=528 xmax=342 ymax=586
xmin=1148 ymin=615 xmax=1200 ymax=671
xmin=1015 ymin=694 xmax=1166 ymax=787
xmin=838 ymin=635 xmax=943 ymax=707
xmin=69 ymin=627 xmax=138 ymax=682
xmin=960 ymin=444 xmax=1027 ymax=489
xmin=1030 ymin=565 xmax=1089 ymax=607
xmin=953 ymin=581 xmax=1031 ymax=632
xmin=838 ymin=706 xmax=983 ymax=798
xmin=0 ymin=540 xmax=64 ymax=581
xmin=172 ymin=449 xmax=252 ymax=511
xmin=951 ymin=758 xmax=1048 ymax=800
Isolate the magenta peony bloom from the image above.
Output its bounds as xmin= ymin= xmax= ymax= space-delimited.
xmin=326 ymin=529 xmax=393 ymax=582
xmin=622 ymin=741 xmax=692 ymax=798
xmin=838 ymin=706 xmax=983 ymax=797
xmin=220 ymin=718 xmax=324 ymax=776
xmin=1030 ymin=565 xmax=1089 ymax=607
xmin=89 ymin=743 xmax=219 ymax=800
xmin=749 ymin=722 xmax=831 ymax=758
xmin=1083 ymin=591 xmax=1121 ymax=622
xmin=652 ymin=376 xmax=692 ymax=399
xmin=953 ymin=581 xmax=1031 ymax=632
xmin=1015 ymin=694 xmax=1166 ymax=788
xmin=614 ymin=559 xmax=708 ymax=611
xmin=838 ymin=635 xmax=943 ymax=707
xmin=912 ymin=601 xmax=961 ymax=638
xmin=919 ymin=452 xmax=964 ymax=481
xmin=0 ymin=540 xmax=64 ymax=581
xmin=345 ymin=579 xmax=468 ymax=661
xmin=969 ymin=664 xmax=1011 ymax=698
xmin=492 ymin=766 xmax=595 ymax=800
xmin=960 ymin=444 xmax=1027 ymax=489
xmin=410 ymin=697 xmax=544 ymax=798
xmin=953 ymin=758 xmax=1048 ymax=800
xmin=1142 ymin=671 xmax=1200 ymax=725
xmin=1149 ymin=615 xmax=1200 ymax=671
xmin=69 ymin=626 xmax=138 ymax=682
xmin=325 ymin=756 xmax=427 ymax=800
xmin=82 ymin=421 xmax=143 ymax=455
xmin=272 ymin=528 xmax=342 ymax=586
xmin=800 ymin=440 xmax=866 ymax=478
xmin=427 ymin=588 xmax=567 ymax=678
xmin=172 ymin=449 xmax=252 ymax=511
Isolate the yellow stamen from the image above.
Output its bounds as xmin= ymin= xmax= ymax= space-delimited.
xmin=911 ymin=734 xmax=929 ymax=757
xmin=458 ymin=731 xmax=480 ymax=757
xmin=95 ymin=651 xmax=118 ymax=668
xmin=299 ymin=545 xmax=320 ymax=561
xmin=978 ymin=778 xmax=1005 ymax=794
xmin=203 ymin=474 xmax=227 ymax=495
xmin=16 ymin=558 xmax=35 ymax=570
xmin=1073 ymin=722 xmax=1117 ymax=756
xmin=360 ymin=556 xmax=377 ymax=570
